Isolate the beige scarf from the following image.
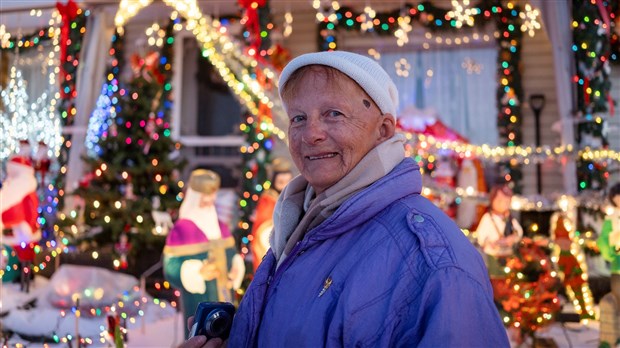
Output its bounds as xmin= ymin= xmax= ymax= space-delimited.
xmin=270 ymin=134 xmax=406 ymax=267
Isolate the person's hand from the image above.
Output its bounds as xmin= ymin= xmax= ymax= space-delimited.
xmin=178 ymin=316 xmax=226 ymax=348
xmin=491 ymin=238 xmax=514 ymax=257
xmin=497 ymin=235 xmax=518 ymax=247
xmin=227 ymin=254 xmax=245 ymax=290
xmin=498 ymin=238 xmax=511 ymax=247
xmin=178 ymin=336 xmax=224 ymax=348
xmin=487 ymin=240 xmax=503 ymax=249
xmin=200 ymin=260 xmax=220 ymax=281
xmin=504 ymin=234 xmax=520 ymax=245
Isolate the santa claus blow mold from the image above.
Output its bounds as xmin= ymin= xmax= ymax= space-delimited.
xmin=1 ymin=154 xmax=41 ymax=263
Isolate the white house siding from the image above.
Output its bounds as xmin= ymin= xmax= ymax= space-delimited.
xmin=281 ymin=9 xmax=319 ymax=59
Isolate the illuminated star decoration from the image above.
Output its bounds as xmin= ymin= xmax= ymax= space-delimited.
xmin=519 ymin=4 xmax=541 ymax=37
xmin=395 ymin=58 xmax=411 ymax=77
xmin=448 ymin=0 xmax=476 ymax=28
xmin=313 ymin=0 xmax=338 ymax=23
xmin=395 ymin=8 xmax=413 ymax=47
xmin=462 ymin=57 xmax=482 ymax=74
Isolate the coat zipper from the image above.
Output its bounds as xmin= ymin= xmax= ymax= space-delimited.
xmin=267 ymin=239 xmax=305 ymax=289
xmin=254 ymin=230 xmax=317 ymax=345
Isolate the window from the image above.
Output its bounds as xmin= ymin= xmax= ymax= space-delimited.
xmin=378 ymin=48 xmax=498 ymax=146
xmin=171 ymin=31 xmax=245 ymax=187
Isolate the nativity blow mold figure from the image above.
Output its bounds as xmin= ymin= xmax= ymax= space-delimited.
xmin=162 ymin=169 xmax=244 ymax=337
xmin=550 ymin=196 xmax=595 ymax=322
xmin=250 ymin=158 xmax=292 ymax=273
xmin=476 ymin=184 xmax=523 ymax=279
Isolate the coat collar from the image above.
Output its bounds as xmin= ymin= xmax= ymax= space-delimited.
xmin=305 ymin=158 xmax=422 ymax=242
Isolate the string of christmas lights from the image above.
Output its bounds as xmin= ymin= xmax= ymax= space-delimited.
xmin=6 ymin=280 xmax=180 ymax=346
xmin=84 ymin=25 xmax=128 ymax=160
xmin=402 ymin=131 xmax=620 ymax=164
xmin=314 ymin=1 xmax=539 ymax=49
xmin=0 ymin=24 xmax=56 ymax=51
xmin=113 ymin=0 xmax=287 ymax=130
xmin=0 ymin=18 xmax=62 ymax=162
xmin=0 ymin=67 xmax=60 ymax=160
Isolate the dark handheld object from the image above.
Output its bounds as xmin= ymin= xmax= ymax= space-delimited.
xmin=189 ymin=302 xmax=236 ymax=340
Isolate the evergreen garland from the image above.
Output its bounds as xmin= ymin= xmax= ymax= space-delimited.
xmin=611 ymin=5 xmax=620 ymax=63
xmin=572 ymin=0 xmax=618 ymax=191
xmin=43 ymin=8 xmax=88 ymax=244
xmin=1 ymin=27 xmax=54 ymax=52
xmin=55 ymin=9 xmax=88 ymax=210
xmin=234 ymin=107 xmax=274 ymax=281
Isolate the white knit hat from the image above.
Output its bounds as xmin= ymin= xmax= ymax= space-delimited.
xmin=278 ymin=51 xmax=399 ymax=117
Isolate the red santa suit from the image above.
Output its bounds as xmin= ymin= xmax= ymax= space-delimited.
xmin=1 ymin=155 xmax=40 ymax=262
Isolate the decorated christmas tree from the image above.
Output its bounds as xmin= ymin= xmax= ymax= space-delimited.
xmin=70 ymin=22 xmax=184 ymax=271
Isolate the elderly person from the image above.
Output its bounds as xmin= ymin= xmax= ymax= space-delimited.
xmin=183 ymin=51 xmax=508 ymax=347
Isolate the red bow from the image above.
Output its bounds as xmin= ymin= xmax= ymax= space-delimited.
xmin=595 ymin=0 xmax=611 ymax=37
xmin=237 ymin=0 xmax=267 ymax=53
xmin=237 ymin=0 xmax=267 ymax=9
xmin=583 ymin=78 xmax=590 ymax=105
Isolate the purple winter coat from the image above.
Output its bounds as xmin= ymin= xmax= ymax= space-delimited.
xmin=229 ymin=158 xmax=509 ymax=347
